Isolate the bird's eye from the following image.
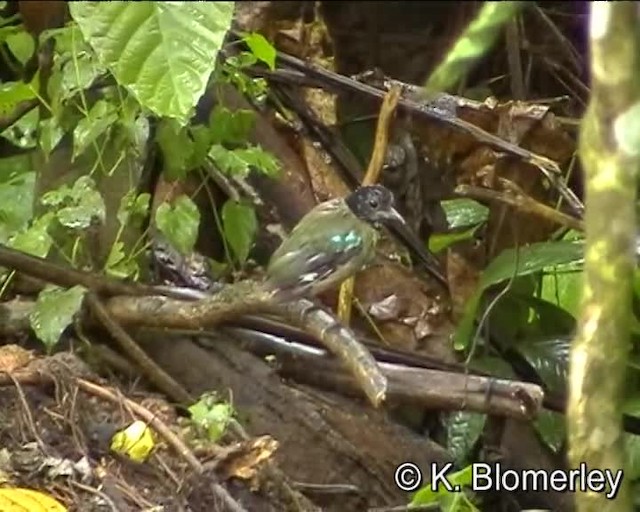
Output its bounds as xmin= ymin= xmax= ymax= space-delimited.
xmin=368 ymin=198 xmax=379 ymax=209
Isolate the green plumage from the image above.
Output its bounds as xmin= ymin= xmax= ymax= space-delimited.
xmin=267 ymin=198 xmax=378 ymax=295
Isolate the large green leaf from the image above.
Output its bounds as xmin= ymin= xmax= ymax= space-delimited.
xmin=0 ymin=172 xmax=35 ymax=244
xmin=69 ymin=2 xmax=235 ymax=124
xmin=222 ymin=200 xmax=257 ymax=266
xmin=155 ymin=195 xmax=200 ymax=255
xmin=30 ymin=285 xmax=87 ymax=351
xmin=515 ymin=336 xmax=570 ymax=394
xmin=454 ymin=240 xmax=584 ymax=350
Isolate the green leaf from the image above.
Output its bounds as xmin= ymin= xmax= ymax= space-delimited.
xmin=446 ymin=411 xmax=486 ymax=466
xmin=105 ymin=241 xmax=139 ymax=280
xmin=209 ymin=144 xmax=251 ymax=176
xmin=73 ymin=99 xmax=118 ymax=160
xmin=42 ymin=176 xmax=106 ymax=230
xmin=454 ymin=240 xmax=585 ymax=350
xmin=1 ymin=106 xmax=39 ymax=149
xmin=209 ymin=144 xmax=280 ymax=178
xmin=0 ymin=80 xmax=37 ymax=116
xmin=233 ymin=146 xmax=280 ymax=177
xmin=117 ymin=190 xmax=150 ymax=227
xmin=209 ymin=106 xmax=256 ymax=145
xmin=242 ymin=32 xmax=276 ymax=70
xmin=429 ymin=225 xmax=479 ymax=253
xmin=59 ymin=52 xmax=104 ymax=102
xmin=0 ymin=171 xmax=34 ymax=245
xmin=625 ymin=434 xmax=640 ymax=480
xmin=222 ymin=200 xmax=257 ymax=266
xmin=29 ymin=285 xmax=87 ymax=351
xmin=442 ymin=198 xmax=489 ymax=229
xmin=70 ymin=2 xmax=235 ymax=125
xmin=188 ymin=393 xmax=234 ymax=442
xmin=39 ymin=117 xmax=65 ymax=157
xmin=9 ymin=213 xmax=54 ymax=258
xmin=534 ymin=410 xmax=565 ymax=454
xmin=155 ymin=195 xmax=200 ymax=255
xmin=515 ymin=336 xmax=570 ymax=394
xmin=6 ymin=31 xmax=35 ymax=66
xmin=411 ymin=466 xmax=473 ymax=506
xmin=481 ymin=240 xmax=584 ymax=289
xmin=156 ymin=119 xmax=195 ymax=179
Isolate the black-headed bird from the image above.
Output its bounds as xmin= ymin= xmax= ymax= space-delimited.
xmin=266 ymin=184 xmax=447 ymax=297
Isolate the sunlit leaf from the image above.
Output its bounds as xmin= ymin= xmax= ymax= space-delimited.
xmin=0 ymin=488 xmax=67 ymax=512
xmin=242 ymin=32 xmax=276 ymax=70
xmin=111 ymin=420 xmax=156 ymax=463
xmin=70 ymin=2 xmax=234 ymax=124
xmin=30 ymin=285 xmax=87 ymax=351
xmin=155 ymin=195 xmax=200 ymax=255
xmin=222 ymin=200 xmax=257 ymax=266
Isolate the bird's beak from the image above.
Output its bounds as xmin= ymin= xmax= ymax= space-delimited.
xmin=378 ymin=207 xmax=449 ymax=290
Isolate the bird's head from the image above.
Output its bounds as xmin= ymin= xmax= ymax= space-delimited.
xmin=345 ymin=184 xmax=404 ymax=227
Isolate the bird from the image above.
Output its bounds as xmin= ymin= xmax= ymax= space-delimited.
xmin=266 ymin=184 xmax=447 ymax=297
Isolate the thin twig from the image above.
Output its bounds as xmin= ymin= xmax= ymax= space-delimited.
xmin=86 ymin=292 xmax=192 ymax=405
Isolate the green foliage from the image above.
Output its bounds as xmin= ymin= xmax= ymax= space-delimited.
xmin=188 ymin=392 xmax=235 ymax=442
xmin=209 ymin=144 xmax=280 ymax=178
xmin=446 ymin=412 xmax=486 ymax=466
xmin=534 ymin=410 xmax=565 ymax=454
xmin=29 ymin=285 xmax=87 ymax=351
xmin=5 ymin=30 xmax=35 ymax=66
xmin=454 ymin=239 xmax=585 ymax=350
xmin=411 ymin=465 xmax=478 ymax=511
xmin=222 ymin=200 xmax=258 ymax=266
xmin=69 ymin=1 xmax=235 ymax=125
xmin=41 ymin=176 xmax=106 ymax=230
xmin=155 ymin=195 xmax=201 ymax=256
xmin=209 ymin=106 xmax=256 ymax=145
xmin=72 ymin=99 xmax=118 ymax=160
xmin=242 ymin=32 xmax=277 ymax=70
xmin=0 ymin=171 xmax=35 ymax=244
xmin=0 ymin=77 xmax=38 ymax=116
xmin=9 ymin=213 xmax=54 ymax=258
xmin=515 ymin=336 xmax=569 ymax=395
xmin=430 ymin=198 xmax=488 ymax=253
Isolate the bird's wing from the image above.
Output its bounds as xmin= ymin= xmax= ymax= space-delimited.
xmin=266 ymin=201 xmax=375 ymax=292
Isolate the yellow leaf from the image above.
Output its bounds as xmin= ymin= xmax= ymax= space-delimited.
xmin=0 ymin=487 xmax=66 ymax=511
xmin=110 ymin=420 xmax=155 ymax=463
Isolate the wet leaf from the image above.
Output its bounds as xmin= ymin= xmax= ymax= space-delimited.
xmin=155 ymin=195 xmax=200 ymax=255
xmin=30 ymin=285 xmax=87 ymax=351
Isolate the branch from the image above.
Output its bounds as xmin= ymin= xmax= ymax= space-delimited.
xmin=568 ymin=4 xmax=639 ymax=511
